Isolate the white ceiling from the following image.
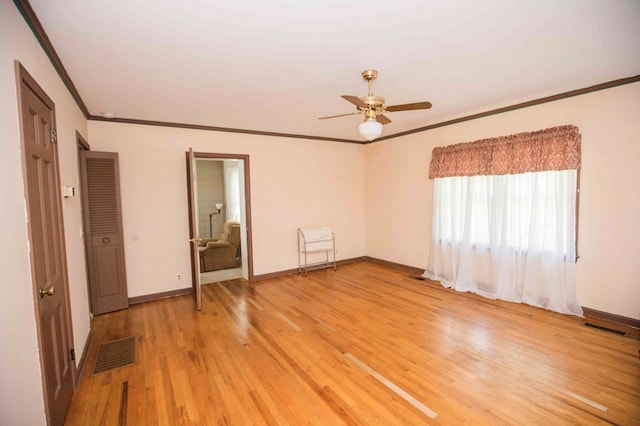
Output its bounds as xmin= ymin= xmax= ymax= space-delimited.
xmin=28 ymin=0 xmax=640 ymax=142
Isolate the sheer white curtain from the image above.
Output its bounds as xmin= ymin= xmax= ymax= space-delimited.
xmin=224 ymin=161 xmax=241 ymax=222
xmin=424 ymin=170 xmax=582 ymax=315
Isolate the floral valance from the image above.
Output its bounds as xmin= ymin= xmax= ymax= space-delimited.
xmin=429 ymin=125 xmax=581 ymax=178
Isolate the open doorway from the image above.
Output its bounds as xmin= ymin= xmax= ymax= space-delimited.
xmin=192 ymin=153 xmax=253 ymax=285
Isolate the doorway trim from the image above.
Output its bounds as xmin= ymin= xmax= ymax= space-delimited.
xmin=76 ymin=132 xmax=91 ymax=313
xmin=193 ymin=152 xmax=254 ymax=282
xmin=74 ymin=131 xmax=93 ymax=382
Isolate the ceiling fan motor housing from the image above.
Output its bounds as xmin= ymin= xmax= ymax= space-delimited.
xmin=361 ymin=95 xmax=385 ymax=108
xmin=360 ymin=70 xmax=385 ymax=115
xmin=317 ymin=69 xmax=431 ymax=130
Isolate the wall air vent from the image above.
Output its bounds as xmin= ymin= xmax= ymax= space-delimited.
xmin=584 ymin=322 xmax=626 ymax=336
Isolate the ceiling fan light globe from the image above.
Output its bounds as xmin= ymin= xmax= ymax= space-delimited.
xmin=359 ymin=119 xmax=383 ymax=141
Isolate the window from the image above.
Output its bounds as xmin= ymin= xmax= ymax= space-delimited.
xmin=435 ymin=170 xmax=577 ymax=256
xmin=424 ymin=125 xmax=582 ymax=315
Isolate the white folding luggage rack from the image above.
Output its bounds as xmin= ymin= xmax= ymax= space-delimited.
xmin=297 ymin=226 xmax=336 ymax=276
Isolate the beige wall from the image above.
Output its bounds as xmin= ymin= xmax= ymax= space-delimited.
xmin=2 ymin=0 xmax=638 ymax=422
xmin=86 ymin=122 xmax=366 ymax=297
xmin=365 ymin=82 xmax=640 ymax=320
xmin=0 ymin=2 xmax=91 ymax=423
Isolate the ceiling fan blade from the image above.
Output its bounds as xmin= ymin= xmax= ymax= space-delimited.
xmin=318 ymin=111 xmax=361 ymax=120
xmin=341 ymin=95 xmax=367 ymax=108
xmin=377 ymin=114 xmax=392 ymax=125
xmin=386 ymin=101 xmax=432 ymax=112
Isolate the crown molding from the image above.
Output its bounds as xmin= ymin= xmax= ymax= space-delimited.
xmin=14 ymin=0 xmax=90 ymax=117
xmin=374 ymin=74 xmax=640 ymax=142
xmin=88 ymin=115 xmax=364 ymax=144
xmin=15 ymin=0 xmax=640 ymax=145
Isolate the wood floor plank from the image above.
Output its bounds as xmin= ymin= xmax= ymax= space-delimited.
xmin=65 ymin=261 xmax=640 ymax=425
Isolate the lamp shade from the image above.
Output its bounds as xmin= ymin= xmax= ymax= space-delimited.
xmin=358 ymin=118 xmax=383 ymax=141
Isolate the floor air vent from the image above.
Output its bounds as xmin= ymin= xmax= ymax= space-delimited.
xmin=584 ymin=322 xmax=626 ymax=336
xmin=93 ymin=336 xmax=136 ymax=374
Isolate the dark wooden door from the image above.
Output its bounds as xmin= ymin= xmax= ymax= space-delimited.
xmin=17 ymin=63 xmax=74 ymax=426
xmin=80 ymin=151 xmax=129 ymax=314
xmin=186 ymin=148 xmax=202 ymax=310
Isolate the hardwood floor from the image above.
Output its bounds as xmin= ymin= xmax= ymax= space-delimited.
xmin=65 ymin=262 xmax=640 ymax=425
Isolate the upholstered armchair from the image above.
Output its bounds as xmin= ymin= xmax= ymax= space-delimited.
xmin=199 ymin=221 xmax=241 ymax=272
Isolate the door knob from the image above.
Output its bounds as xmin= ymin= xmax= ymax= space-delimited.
xmin=39 ymin=286 xmax=56 ymax=298
xmin=188 ymin=238 xmax=203 ymax=244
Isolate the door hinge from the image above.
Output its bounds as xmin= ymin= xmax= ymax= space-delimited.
xmin=51 ymin=128 xmax=57 ymax=144
xmin=70 ymin=348 xmax=75 ymax=362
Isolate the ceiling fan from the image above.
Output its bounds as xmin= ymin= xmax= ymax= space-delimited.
xmin=319 ymin=70 xmax=432 ymax=141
